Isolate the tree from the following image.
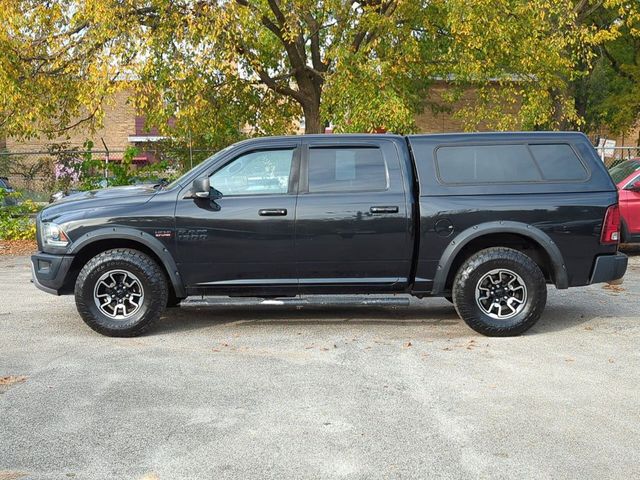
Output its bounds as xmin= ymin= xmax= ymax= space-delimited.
xmin=0 ymin=0 xmax=638 ymax=147
xmin=436 ymin=0 xmax=640 ymax=133
xmin=578 ymin=0 xmax=640 ymax=142
xmin=0 ymin=0 xmax=144 ymax=139
xmin=1 ymin=0 xmax=440 ymax=143
xmin=134 ymin=0 xmax=441 ymax=138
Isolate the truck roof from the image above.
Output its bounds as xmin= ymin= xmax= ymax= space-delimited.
xmin=232 ymin=131 xmax=591 ymax=142
xmin=408 ymin=131 xmax=590 ymax=142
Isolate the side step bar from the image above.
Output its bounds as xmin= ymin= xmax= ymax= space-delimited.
xmin=182 ymin=295 xmax=411 ymax=308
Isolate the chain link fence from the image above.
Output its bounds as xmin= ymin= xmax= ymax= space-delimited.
xmin=594 ymin=146 xmax=640 ymax=168
xmin=0 ymin=149 xmax=216 ymax=199
xmin=2 ymin=143 xmax=639 ymax=199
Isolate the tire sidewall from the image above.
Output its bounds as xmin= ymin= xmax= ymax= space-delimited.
xmin=453 ymin=249 xmax=547 ymax=336
xmin=75 ymin=250 xmax=168 ymax=336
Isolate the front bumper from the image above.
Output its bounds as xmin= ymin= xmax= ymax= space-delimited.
xmin=31 ymin=252 xmax=75 ymax=295
xmin=589 ymin=253 xmax=628 ymax=284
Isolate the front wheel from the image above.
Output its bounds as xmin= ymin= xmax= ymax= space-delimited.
xmin=75 ymin=248 xmax=168 ymax=337
xmin=452 ymin=247 xmax=547 ymax=336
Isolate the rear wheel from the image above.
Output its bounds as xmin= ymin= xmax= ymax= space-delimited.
xmin=75 ymin=248 xmax=168 ymax=337
xmin=452 ymin=247 xmax=547 ymax=336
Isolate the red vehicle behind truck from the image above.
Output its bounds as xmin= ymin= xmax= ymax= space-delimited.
xmin=609 ymin=159 xmax=640 ymax=243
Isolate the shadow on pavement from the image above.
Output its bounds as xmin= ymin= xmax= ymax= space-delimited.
xmin=152 ymin=299 xmax=612 ymax=337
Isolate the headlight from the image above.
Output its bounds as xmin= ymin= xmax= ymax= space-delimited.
xmin=41 ymin=222 xmax=70 ymax=248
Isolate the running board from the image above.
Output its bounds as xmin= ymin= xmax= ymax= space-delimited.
xmin=182 ymin=295 xmax=411 ymax=308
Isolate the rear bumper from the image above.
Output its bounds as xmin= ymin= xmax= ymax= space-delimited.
xmin=589 ymin=253 xmax=628 ymax=284
xmin=31 ymin=252 xmax=74 ymax=295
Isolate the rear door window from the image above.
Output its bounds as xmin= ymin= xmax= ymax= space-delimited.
xmin=307 ymin=147 xmax=387 ymax=193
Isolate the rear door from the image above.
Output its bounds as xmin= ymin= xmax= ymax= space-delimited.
xmin=295 ymin=137 xmax=413 ymax=292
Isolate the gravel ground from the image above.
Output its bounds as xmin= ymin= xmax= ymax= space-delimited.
xmin=1 ymin=253 xmax=639 ymax=480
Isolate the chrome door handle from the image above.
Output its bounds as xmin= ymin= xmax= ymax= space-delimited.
xmin=258 ymin=208 xmax=288 ymax=216
xmin=370 ymin=206 xmax=399 ymax=214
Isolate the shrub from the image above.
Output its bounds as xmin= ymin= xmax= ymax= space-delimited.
xmin=0 ymin=190 xmax=41 ymax=240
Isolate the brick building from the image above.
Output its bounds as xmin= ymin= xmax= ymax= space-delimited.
xmin=3 ymin=89 xmax=165 ymax=162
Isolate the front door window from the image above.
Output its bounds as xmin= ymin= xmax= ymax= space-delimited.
xmin=210 ymin=149 xmax=294 ymax=196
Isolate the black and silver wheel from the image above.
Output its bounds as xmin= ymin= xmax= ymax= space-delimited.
xmin=452 ymin=247 xmax=546 ymax=336
xmin=75 ymin=248 xmax=168 ymax=337
xmin=93 ymin=269 xmax=145 ymax=319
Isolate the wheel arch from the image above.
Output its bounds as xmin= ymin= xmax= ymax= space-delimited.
xmin=64 ymin=228 xmax=185 ymax=297
xmin=431 ymin=221 xmax=568 ymax=295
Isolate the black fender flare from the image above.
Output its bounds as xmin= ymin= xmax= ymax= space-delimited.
xmin=431 ymin=221 xmax=569 ymax=294
xmin=68 ymin=227 xmax=186 ymax=297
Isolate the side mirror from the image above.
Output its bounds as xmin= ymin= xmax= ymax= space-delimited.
xmin=192 ymin=177 xmax=210 ymax=198
xmin=628 ymin=180 xmax=640 ymax=192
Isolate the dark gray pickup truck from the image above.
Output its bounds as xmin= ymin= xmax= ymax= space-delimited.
xmin=31 ymin=132 xmax=627 ymax=337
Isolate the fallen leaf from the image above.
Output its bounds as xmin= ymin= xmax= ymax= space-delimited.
xmin=139 ymin=474 xmax=159 ymax=480
xmin=0 ymin=376 xmax=27 ymax=386
xmin=602 ymin=284 xmax=625 ymax=293
xmin=0 ymin=473 xmax=28 ymax=480
xmin=404 ymin=341 xmax=412 ymax=348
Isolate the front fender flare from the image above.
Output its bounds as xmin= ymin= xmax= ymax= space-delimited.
xmin=68 ymin=227 xmax=186 ymax=298
xmin=431 ymin=221 xmax=568 ymax=294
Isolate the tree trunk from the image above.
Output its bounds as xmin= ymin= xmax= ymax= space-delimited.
xmin=302 ymin=98 xmax=323 ymax=134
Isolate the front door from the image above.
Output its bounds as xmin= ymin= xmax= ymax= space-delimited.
xmin=294 ymin=138 xmax=413 ymax=292
xmin=175 ymin=144 xmax=300 ymax=295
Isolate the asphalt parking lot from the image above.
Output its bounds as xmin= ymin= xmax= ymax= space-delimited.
xmin=1 ymin=253 xmax=639 ymax=480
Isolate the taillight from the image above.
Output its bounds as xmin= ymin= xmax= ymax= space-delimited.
xmin=600 ymin=204 xmax=621 ymax=245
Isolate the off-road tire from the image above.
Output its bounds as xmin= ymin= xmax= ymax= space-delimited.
xmin=452 ymin=247 xmax=547 ymax=337
xmin=75 ymin=248 xmax=168 ymax=337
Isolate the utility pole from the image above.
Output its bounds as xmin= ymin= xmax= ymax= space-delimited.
xmin=101 ymin=137 xmax=109 ymax=186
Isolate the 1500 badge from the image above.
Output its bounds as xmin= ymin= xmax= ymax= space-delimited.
xmin=177 ymin=228 xmax=208 ymax=241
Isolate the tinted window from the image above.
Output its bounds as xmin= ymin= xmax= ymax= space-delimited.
xmin=308 ymin=147 xmax=387 ymax=193
xmin=529 ymin=144 xmax=588 ymax=181
xmin=210 ymin=149 xmax=293 ymax=196
xmin=436 ymin=145 xmax=540 ymax=184
xmin=608 ymin=160 xmax=640 ymax=184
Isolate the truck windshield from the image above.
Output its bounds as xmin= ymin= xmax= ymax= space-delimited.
xmin=609 ymin=160 xmax=640 ymax=184
xmin=164 ymin=144 xmax=236 ymax=190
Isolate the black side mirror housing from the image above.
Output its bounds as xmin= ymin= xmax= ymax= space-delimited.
xmin=192 ymin=177 xmax=211 ymax=198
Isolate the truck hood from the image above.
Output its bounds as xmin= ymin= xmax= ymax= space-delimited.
xmin=57 ymin=185 xmax=158 ymax=204
xmin=42 ymin=185 xmax=158 ymax=222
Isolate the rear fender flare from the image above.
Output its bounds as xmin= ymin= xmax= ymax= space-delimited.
xmin=431 ymin=221 xmax=568 ymax=294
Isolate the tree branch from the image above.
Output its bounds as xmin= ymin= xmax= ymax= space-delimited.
xmin=600 ymin=45 xmax=635 ymax=82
